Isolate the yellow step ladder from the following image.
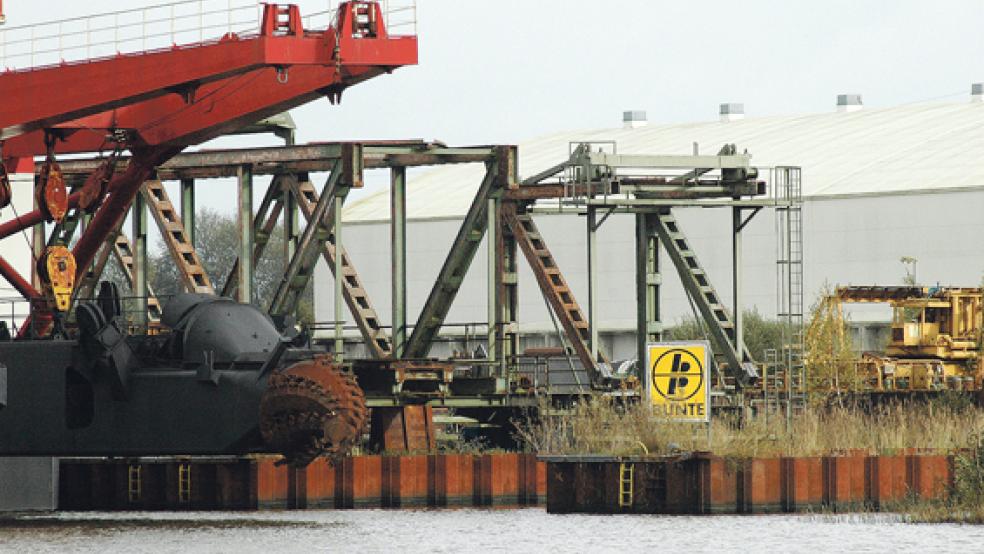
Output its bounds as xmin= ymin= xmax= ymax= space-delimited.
xmin=618 ymin=462 xmax=634 ymax=508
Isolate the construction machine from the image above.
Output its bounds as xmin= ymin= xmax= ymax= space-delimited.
xmin=0 ymin=1 xmax=416 ymax=465
xmin=834 ymin=286 xmax=983 ymax=392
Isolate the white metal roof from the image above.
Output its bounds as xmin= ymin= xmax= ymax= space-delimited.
xmin=344 ymin=100 xmax=984 ymax=222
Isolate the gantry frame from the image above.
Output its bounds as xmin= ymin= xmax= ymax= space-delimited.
xmin=49 ymin=139 xmax=802 ymax=407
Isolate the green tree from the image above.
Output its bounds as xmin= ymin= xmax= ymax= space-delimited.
xmin=663 ymin=307 xmax=789 ymax=362
xmin=147 ymin=208 xmax=314 ymax=321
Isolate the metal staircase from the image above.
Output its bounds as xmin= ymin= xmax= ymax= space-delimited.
xmin=74 ymin=229 xmax=163 ymax=323
xmin=269 ymin=165 xmax=345 ymax=321
xmin=140 ymin=180 xmax=214 ymax=294
xmin=651 ymin=208 xmax=758 ymax=386
xmin=288 ymin=177 xmax=393 ymax=359
xmin=504 ymin=203 xmax=609 ymax=387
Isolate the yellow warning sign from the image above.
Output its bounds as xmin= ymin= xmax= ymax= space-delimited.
xmin=647 ymin=342 xmax=710 ymax=422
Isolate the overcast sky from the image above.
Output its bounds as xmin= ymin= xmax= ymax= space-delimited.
xmin=6 ymin=0 xmax=984 ymax=212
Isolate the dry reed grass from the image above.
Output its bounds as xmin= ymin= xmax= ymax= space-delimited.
xmin=515 ymin=396 xmax=984 ymax=458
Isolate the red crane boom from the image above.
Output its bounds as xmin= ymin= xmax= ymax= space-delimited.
xmin=0 ymin=1 xmax=417 ymax=331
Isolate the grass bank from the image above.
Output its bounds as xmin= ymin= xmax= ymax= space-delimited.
xmin=515 ymin=397 xmax=984 ymax=458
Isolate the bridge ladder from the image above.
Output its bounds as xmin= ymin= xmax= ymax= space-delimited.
xmin=652 ymin=208 xmax=757 ymax=386
xmin=141 ymin=180 xmax=214 ymax=294
xmin=290 ymin=178 xmax=392 ymax=359
xmin=504 ymin=204 xmax=609 ymax=386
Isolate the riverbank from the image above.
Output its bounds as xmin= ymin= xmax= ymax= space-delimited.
xmin=518 ymin=398 xmax=984 ymax=520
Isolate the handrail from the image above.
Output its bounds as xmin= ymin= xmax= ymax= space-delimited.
xmin=0 ymin=1 xmax=417 ymax=72
xmin=0 ymin=0 xmax=261 ymax=71
xmin=328 ymin=0 xmax=417 ymax=36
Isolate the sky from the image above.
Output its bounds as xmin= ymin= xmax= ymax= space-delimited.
xmin=5 ymin=0 xmax=984 ymax=214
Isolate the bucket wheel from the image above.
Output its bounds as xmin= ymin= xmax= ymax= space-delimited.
xmin=259 ymin=355 xmax=368 ymax=467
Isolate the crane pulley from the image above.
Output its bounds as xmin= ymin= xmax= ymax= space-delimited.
xmin=36 ymin=132 xmax=67 ymax=223
xmin=78 ymin=137 xmax=125 ymax=213
xmin=0 ymin=143 xmax=11 ymax=210
xmin=37 ymin=245 xmax=76 ymax=313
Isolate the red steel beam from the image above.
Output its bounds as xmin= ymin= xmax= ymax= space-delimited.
xmin=0 ymin=192 xmax=81 ymax=240
xmin=0 ymin=254 xmax=39 ymax=300
xmin=0 ymin=2 xmax=417 ymax=319
xmin=72 ymin=146 xmax=181 ymax=276
xmin=1 ymin=2 xmax=417 ymax=156
xmin=2 ymin=5 xmax=324 ymax=141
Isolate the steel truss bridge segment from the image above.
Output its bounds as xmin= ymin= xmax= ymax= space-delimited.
xmin=507 ymin=144 xmax=804 ymax=392
xmin=502 ymin=202 xmax=611 ymax=389
xmin=0 ymin=2 xmax=418 ymax=155
xmin=48 ymin=142 xmax=500 ymax=180
xmin=288 ymin=175 xmax=393 ymax=359
xmin=51 ymin=142 xmax=501 ymax=360
xmin=403 ymin=146 xmax=516 ymax=360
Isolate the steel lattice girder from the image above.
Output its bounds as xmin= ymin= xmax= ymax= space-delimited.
xmin=46 ymin=144 xmax=499 ymax=180
xmin=650 ymin=208 xmax=759 ymax=386
xmin=287 ymin=176 xmax=394 ymax=359
xmin=402 ymin=166 xmax=496 ymax=359
xmin=267 ymin=152 xmax=355 ymax=319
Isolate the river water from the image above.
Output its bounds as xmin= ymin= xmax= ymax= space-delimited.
xmin=0 ymin=509 xmax=981 ymax=553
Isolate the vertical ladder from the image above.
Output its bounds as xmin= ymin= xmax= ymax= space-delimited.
xmin=177 ymin=463 xmax=191 ymax=504
xmin=651 ymin=208 xmax=758 ymax=386
xmin=141 ymin=180 xmax=214 ymax=294
xmin=776 ymin=167 xmax=805 ymax=414
xmin=127 ymin=464 xmax=142 ymax=503
xmin=618 ymin=462 xmax=634 ymax=508
xmin=503 ymin=203 xmax=609 ymax=386
xmin=288 ymin=178 xmax=393 ymax=359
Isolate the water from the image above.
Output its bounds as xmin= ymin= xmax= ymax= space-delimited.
xmin=0 ymin=509 xmax=981 ymax=553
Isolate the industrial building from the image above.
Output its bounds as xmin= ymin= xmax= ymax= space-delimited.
xmin=317 ymin=91 xmax=984 ymax=359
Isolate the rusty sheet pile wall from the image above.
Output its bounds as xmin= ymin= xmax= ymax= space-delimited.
xmin=59 ymin=453 xmax=545 ymax=510
xmin=545 ymin=452 xmax=953 ymax=514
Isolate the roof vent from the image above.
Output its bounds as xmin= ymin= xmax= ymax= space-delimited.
xmin=837 ymin=94 xmax=862 ymax=113
xmin=623 ymin=110 xmax=647 ymax=129
xmin=972 ymin=83 xmax=983 ymax=103
xmin=720 ymin=102 xmax=744 ymax=122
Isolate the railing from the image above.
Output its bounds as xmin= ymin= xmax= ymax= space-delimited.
xmin=327 ymin=0 xmax=417 ymax=36
xmin=0 ymin=0 xmax=259 ymax=71
xmin=0 ymin=1 xmax=417 ymax=72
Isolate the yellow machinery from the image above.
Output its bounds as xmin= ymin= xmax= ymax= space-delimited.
xmin=835 ymin=286 xmax=983 ymax=392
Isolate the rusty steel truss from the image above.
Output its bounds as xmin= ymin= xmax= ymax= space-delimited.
xmin=48 ymin=139 xmax=801 ymax=408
